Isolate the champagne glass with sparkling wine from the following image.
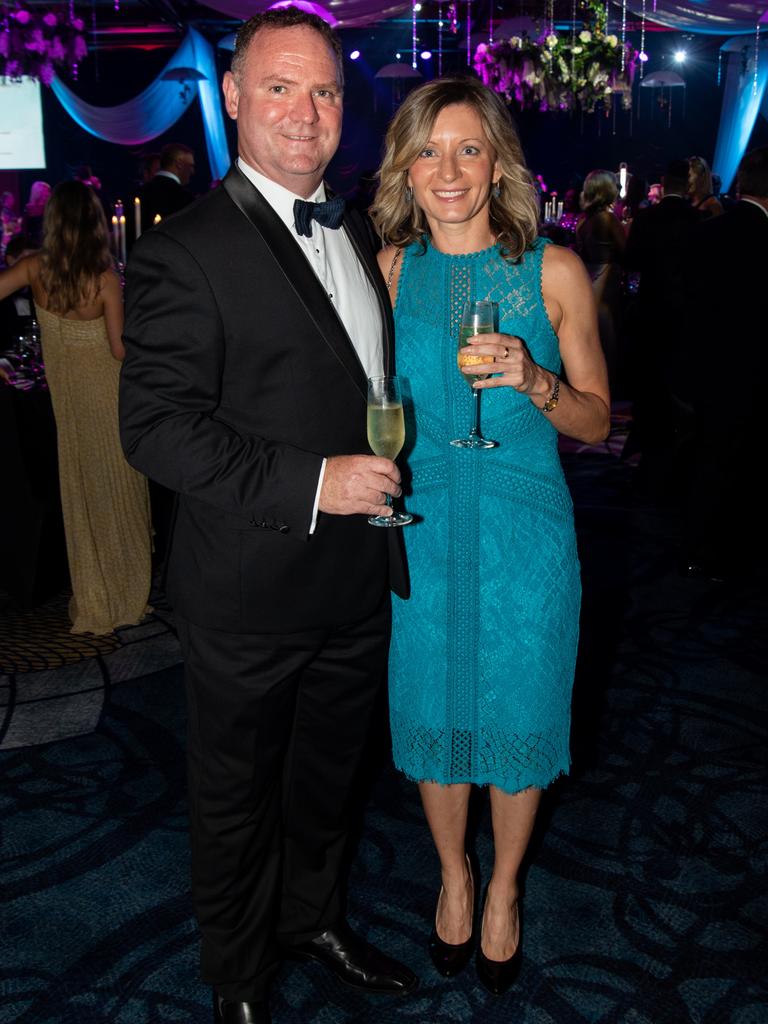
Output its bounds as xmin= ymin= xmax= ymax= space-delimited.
xmin=367 ymin=375 xmax=413 ymax=527
xmin=452 ymin=299 xmax=499 ymax=449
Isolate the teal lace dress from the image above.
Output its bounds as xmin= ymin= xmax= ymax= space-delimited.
xmin=389 ymin=238 xmax=580 ymax=794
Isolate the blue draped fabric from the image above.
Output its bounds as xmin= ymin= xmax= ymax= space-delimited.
xmin=50 ymin=28 xmax=230 ymax=181
xmin=712 ymin=40 xmax=768 ymax=193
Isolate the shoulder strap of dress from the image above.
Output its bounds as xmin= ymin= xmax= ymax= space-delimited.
xmin=386 ymin=247 xmax=402 ymax=290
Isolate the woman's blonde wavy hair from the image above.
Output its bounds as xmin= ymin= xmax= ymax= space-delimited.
xmin=370 ymin=76 xmax=539 ymax=261
xmin=39 ymin=181 xmax=112 ymax=315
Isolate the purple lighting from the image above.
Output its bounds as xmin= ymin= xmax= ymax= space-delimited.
xmin=349 ymin=49 xmax=361 ymax=59
xmin=639 ymin=50 xmax=649 ymax=62
xmin=420 ymin=50 xmax=432 ymax=60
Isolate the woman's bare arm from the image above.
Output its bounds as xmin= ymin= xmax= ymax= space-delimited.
xmin=101 ymin=270 xmax=125 ymax=360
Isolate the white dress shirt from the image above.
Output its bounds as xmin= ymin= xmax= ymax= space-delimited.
xmin=236 ymin=158 xmax=385 ymax=531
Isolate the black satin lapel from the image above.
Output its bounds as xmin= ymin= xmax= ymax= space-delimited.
xmin=223 ymin=167 xmax=368 ymax=398
xmin=342 ymin=208 xmax=396 ymax=374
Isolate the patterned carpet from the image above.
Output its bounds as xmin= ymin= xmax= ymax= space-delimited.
xmin=1 ymin=432 xmax=766 ymax=1024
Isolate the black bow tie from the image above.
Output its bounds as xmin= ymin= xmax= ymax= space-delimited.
xmin=293 ymin=195 xmax=346 ymax=237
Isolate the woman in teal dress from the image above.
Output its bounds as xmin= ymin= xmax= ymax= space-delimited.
xmin=371 ymin=78 xmax=610 ymax=993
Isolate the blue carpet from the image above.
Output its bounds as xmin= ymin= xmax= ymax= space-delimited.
xmin=1 ymin=449 xmax=766 ymax=1024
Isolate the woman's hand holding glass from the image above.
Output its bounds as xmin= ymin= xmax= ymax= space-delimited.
xmin=460 ymin=332 xmax=546 ymax=396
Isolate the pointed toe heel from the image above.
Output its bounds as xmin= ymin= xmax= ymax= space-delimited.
xmin=428 ymin=854 xmax=475 ymax=978
xmin=428 ymin=927 xmax=474 ymax=978
xmin=475 ymin=944 xmax=521 ymax=996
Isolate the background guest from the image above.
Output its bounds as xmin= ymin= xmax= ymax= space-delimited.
xmin=21 ymin=181 xmax=51 ymax=249
xmin=687 ymin=155 xmax=724 ymax=219
xmin=0 ymin=181 xmax=152 ymax=635
xmin=682 ymin=145 xmax=768 ymax=579
xmin=1 ymin=191 xmax=22 ymax=258
xmin=575 ymin=169 xmax=625 ymax=394
xmin=623 ymin=158 xmax=701 ymax=497
xmin=135 ymin=142 xmax=196 ymax=231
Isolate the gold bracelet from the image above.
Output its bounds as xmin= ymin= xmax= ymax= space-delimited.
xmin=542 ymin=375 xmax=560 ymax=413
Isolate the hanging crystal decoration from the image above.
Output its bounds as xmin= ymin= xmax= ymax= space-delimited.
xmin=466 ymin=0 xmax=472 ymax=66
xmin=437 ymin=1 xmax=443 ymax=75
xmin=412 ymin=0 xmax=418 ymax=69
xmin=620 ymin=0 xmax=628 ymax=73
xmin=754 ymin=21 xmax=761 ymax=98
xmin=571 ymin=0 xmax=577 ymax=86
xmin=639 ymin=0 xmax=646 ymax=79
xmin=717 ymin=48 xmax=722 ymax=86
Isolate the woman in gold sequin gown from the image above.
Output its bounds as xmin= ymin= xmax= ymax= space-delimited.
xmin=0 ymin=181 xmax=152 ymax=635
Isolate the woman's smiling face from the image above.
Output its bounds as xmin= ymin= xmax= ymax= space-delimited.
xmin=407 ymin=103 xmax=500 ymax=231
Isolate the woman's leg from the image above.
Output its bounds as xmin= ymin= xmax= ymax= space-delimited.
xmin=481 ymin=786 xmax=541 ymax=960
xmin=419 ymin=782 xmax=473 ymax=943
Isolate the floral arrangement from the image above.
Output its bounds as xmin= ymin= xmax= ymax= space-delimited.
xmin=1 ymin=4 xmax=88 ymax=84
xmin=474 ymin=5 xmax=636 ymax=113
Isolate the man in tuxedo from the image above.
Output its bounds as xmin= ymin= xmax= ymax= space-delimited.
xmin=623 ymin=159 xmax=701 ymax=496
xmin=120 ymin=10 xmax=416 ymax=1024
xmin=681 ymin=145 xmax=768 ymax=579
xmin=136 ymin=141 xmax=196 ymax=231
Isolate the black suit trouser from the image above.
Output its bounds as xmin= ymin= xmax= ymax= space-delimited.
xmin=177 ymin=596 xmax=390 ymax=1001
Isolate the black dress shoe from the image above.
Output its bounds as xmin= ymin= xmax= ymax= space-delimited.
xmin=476 ymin=943 xmax=521 ymax=996
xmin=213 ymin=992 xmax=271 ymax=1024
xmin=283 ymin=923 xmax=418 ymax=995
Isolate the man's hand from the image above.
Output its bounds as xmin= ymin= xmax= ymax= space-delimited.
xmin=319 ymin=455 xmax=401 ymax=517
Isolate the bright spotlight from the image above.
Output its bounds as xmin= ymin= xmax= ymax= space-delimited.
xmin=420 ymin=50 xmax=432 ymax=60
xmin=639 ymin=50 xmax=649 ymax=62
xmin=349 ymin=49 xmax=360 ymax=60
xmin=396 ymin=51 xmax=401 ymax=59
xmin=413 ymin=2 xmax=422 ymax=9
xmin=673 ymin=49 xmax=687 ymax=63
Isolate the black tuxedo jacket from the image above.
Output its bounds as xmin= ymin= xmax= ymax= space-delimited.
xmin=120 ymin=164 xmax=406 ymax=634
xmin=136 ymin=173 xmax=195 ymax=231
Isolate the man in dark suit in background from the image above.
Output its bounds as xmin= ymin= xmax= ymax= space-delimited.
xmin=681 ymin=145 xmax=768 ymax=579
xmin=624 ymin=158 xmax=701 ymax=497
xmin=133 ymin=142 xmax=197 ymax=562
xmin=120 ymin=11 xmax=416 ymax=1024
xmin=136 ymin=142 xmax=196 ymax=230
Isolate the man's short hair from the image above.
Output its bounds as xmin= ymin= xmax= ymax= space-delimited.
xmin=662 ymin=158 xmax=690 ymax=195
xmin=230 ymin=9 xmax=343 ymax=89
xmin=160 ymin=142 xmax=194 ymax=171
xmin=737 ymin=146 xmax=768 ymax=199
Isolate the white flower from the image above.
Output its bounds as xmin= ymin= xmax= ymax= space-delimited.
xmin=541 ymin=49 xmax=552 ymax=61
xmin=579 ymin=30 xmax=592 ymax=42
xmin=572 ymin=45 xmax=583 ymax=54
xmin=476 ymin=42 xmax=487 ymax=54
xmin=604 ymin=85 xmax=613 ymax=93
xmin=606 ymin=34 xmax=618 ymax=46
xmin=546 ymin=33 xmax=558 ymax=48
xmin=510 ymin=35 xmax=522 ymax=47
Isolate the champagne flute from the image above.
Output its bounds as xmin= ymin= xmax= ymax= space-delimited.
xmin=452 ymin=299 xmax=499 ymax=449
xmin=367 ymin=375 xmax=413 ymax=527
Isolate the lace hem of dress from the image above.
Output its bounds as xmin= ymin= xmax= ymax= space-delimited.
xmin=392 ymin=760 xmax=569 ymax=797
xmin=391 ymin=715 xmax=570 ymax=796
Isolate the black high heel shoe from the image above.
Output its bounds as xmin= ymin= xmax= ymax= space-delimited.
xmin=428 ymin=855 xmax=475 ymax=978
xmin=475 ymin=896 xmax=522 ymax=996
